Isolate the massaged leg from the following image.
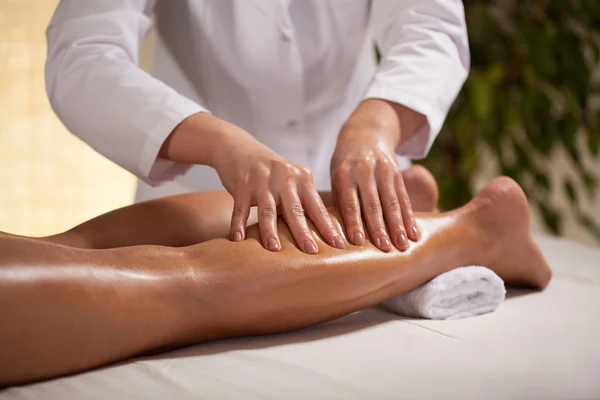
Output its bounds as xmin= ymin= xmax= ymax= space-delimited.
xmin=43 ymin=165 xmax=439 ymax=249
xmin=0 ymin=177 xmax=551 ymax=386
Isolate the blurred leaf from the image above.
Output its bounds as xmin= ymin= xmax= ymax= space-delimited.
xmin=575 ymin=211 xmax=600 ymax=242
xmin=503 ymin=101 xmax=520 ymax=133
xmin=470 ymin=74 xmax=493 ymax=121
xmin=501 ymin=165 xmax=520 ymax=181
xmin=539 ymin=203 xmax=562 ymax=235
xmin=583 ymin=172 xmax=597 ymax=198
xmin=564 ymin=180 xmax=578 ymax=205
xmin=559 ymin=117 xmax=581 ymax=164
xmin=522 ymin=65 xmax=538 ymax=88
xmin=435 ymin=1 xmax=600 ymax=242
xmin=535 ymin=172 xmax=551 ymax=192
xmin=460 ymin=144 xmax=478 ymax=176
xmin=487 ymin=63 xmax=505 ymax=85
xmin=513 ymin=141 xmax=532 ymax=170
xmin=589 ymin=131 xmax=600 ymax=156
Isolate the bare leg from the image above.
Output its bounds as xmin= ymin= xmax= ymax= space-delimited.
xmin=0 ymin=177 xmax=551 ymax=386
xmin=41 ymin=165 xmax=439 ymax=250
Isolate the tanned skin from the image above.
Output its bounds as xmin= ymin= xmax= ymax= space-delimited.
xmin=0 ymin=167 xmax=551 ymax=386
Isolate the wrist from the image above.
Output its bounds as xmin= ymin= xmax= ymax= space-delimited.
xmin=339 ymin=99 xmax=402 ymax=149
xmin=159 ymin=112 xmax=216 ymax=166
xmin=339 ymin=99 xmax=426 ymax=151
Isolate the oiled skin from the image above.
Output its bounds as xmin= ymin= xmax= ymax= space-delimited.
xmin=0 ymin=177 xmax=551 ymax=387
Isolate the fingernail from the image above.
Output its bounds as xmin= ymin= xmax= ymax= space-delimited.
xmin=353 ymin=232 xmax=365 ymax=246
xmin=412 ymin=225 xmax=420 ymax=241
xmin=233 ymin=231 xmax=243 ymax=242
xmin=303 ymin=241 xmax=318 ymax=254
xmin=398 ymin=233 xmax=409 ymax=251
xmin=378 ymin=236 xmax=391 ymax=251
xmin=333 ymin=236 xmax=346 ymax=250
xmin=266 ymin=238 xmax=280 ymax=251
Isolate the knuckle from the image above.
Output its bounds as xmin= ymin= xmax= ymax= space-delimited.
xmin=236 ymin=174 xmax=250 ymax=187
xmin=358 ymin=157 xmax=375 ymax=172
xmin=280 ymin=163 xmax=301 ymax=182
xmin=332 ymin=167 xmax=350 ymax=184
xmin=381 ymin=163 xmax=397 ymax=176
xmin=269 ymin=158 xmax=285 ymax=169
xmin=377 ymin=157 xmax=391 ymax=168
xmin=379 ymin=160 xmax=400 ymax=177
xmin=386 ymin=197 xmax=401 ymax=211
xmin=300 ymin=172 xmax=314 ymax=185
xmin=401 ymin=195 xmax=412 ymax=209
xmin=271 ymin=159 xmax=291 ymax=172
xmin=284 ymin=162 xmax=298 ymax=174
xmin=259 ymin=206 xmax=277 ymax=218
xmin=300 ymin=166 xmax=313 ymax=178
xmin=341 ymin=199 xmax=360 ymax=213
xmin=290 ymin=203 xmax=305 ymax=216
xmin=314 ymin=203 xmax=330 ymax=217
xmin=232 ymin=205 xmax=247 ymax=216
xmin=252 ymin=163 xmax=270 ymax=177
xmin=366 ymin=200 xmax=381 ymax=213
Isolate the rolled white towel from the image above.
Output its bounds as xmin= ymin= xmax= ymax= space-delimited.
xmin=381 ymin=266 xmax=506 ymax=320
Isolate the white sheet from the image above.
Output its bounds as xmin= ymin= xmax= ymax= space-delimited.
xmin=2 ymin=235 xmax=600 ymax=400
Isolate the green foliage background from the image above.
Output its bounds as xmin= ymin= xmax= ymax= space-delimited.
xmin=420 ymin=0 xmax=600 ymax=241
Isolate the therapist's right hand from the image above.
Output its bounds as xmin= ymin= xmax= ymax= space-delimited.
xmin=160 ymin=112 xmax=345 ymax=254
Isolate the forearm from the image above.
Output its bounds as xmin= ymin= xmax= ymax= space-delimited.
xmin=158 ymin=112 xmax=256 ymax=167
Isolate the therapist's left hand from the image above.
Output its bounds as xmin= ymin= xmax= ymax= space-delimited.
xmin=331 ymin=99 xmax=421 ymax=252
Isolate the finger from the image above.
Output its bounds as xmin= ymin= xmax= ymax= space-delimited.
xmin=300 ymin=185 xmax=345 ymax=250
xmin=358 ymin=180 xmax=393 ymax=252
xmin=376 ymin=171 xmax=409 ymax=251
xmin=257 ymin=191 xmax=281 ymax=252
xmin=230 ymin=193 xmax=251 ymax=242
xmin=335 ymin=184 xmax=365 ymax=246
xmin=280 ymin=190 xmax=319 ymax=254
xmin=396 ymin=173 xmax=420 ymax=242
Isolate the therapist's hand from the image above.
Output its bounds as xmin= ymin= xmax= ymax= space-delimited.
xmin=216 ymin=138 xmax=345 ymax=254
xmin=331 ymin=99 xmax=423 ymax=252
xmin=161 ymin=113 xmax=343 ymax=253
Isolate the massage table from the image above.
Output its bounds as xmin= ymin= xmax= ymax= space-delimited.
xmin=2 ymin=235 xmax=599 ymax=399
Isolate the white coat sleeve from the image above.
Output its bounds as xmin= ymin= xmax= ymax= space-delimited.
xmin=364 ymin=0 xmax=470 ymax=159
xmin=45 ymin=0 xmax=207 ymax=185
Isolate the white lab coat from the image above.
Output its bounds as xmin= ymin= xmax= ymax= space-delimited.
xmin=45 ymin=0 xmax=469 ymax=202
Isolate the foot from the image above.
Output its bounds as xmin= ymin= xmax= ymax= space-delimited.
xmin=403 ymin=165 xmax=439 ymax=212
xmin=467 ymin=177 xmax=552 ymax=289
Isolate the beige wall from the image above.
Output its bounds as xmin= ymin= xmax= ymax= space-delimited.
xmin=0 ymin=0 xmax=598 ymax=247
xmin=0 ymin=0 xmax=136 ymax=237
